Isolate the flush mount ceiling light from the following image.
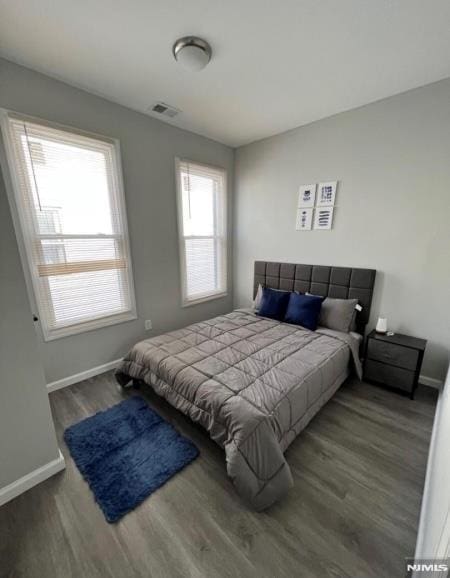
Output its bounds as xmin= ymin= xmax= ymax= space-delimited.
xmin=172 ymin=36 xmax=212 ymax=72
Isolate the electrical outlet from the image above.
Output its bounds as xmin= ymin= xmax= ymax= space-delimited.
xmin=144 ymin=319 xmax=152 ymax=331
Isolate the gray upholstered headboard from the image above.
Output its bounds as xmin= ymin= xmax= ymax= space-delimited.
xmin=254 ymin=261 xmax=376 ymax=334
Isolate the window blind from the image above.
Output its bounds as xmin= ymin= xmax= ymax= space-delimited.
xmin=176 ymin=159 xmax=227 ymax=305
xmin=2 ymin=113 xmax=136 ymax=340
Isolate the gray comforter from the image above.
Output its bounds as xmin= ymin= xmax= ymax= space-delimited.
xmin=116 ymin=310 xmax=362 ymax=510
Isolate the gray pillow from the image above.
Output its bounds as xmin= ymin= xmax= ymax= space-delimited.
xmin=318 ymin=297 xmax=358 ymax=333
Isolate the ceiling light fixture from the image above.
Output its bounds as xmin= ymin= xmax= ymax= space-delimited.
xmin=172 ymin=36 xmax=212 ymax=72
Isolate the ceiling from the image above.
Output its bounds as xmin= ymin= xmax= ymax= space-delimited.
xmin=1 ymin=0 xmax=450 ymax=147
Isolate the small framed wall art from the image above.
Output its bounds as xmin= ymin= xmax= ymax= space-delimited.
xmin=296 ymin=207 xmax=313 ymax=230
xmin=314 ymin=206 xmax=334 ymax=230
xmin=298 ymin=184 xmax=316 ymax=208
xmin=317 ymin=181 xmax=337 ymax=206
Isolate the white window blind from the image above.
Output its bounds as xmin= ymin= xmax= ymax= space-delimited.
xmin=176 ymin=159 xmax=227 ymax=306
xmin=2 ymin=113 xmax=136 ymax=340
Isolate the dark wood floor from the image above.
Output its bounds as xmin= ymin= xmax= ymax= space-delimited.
xmin=0 ymin=373 xmax=437 ymax=578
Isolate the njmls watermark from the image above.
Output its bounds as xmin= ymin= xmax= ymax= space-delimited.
xmin=405 ymin=558 xmax=449 ymax=577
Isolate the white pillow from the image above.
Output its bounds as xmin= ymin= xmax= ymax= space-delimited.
xmin=253 ymin=284 xmax=263 ymax=310
xmin=254 ymin=284 xmax=292 ymax=311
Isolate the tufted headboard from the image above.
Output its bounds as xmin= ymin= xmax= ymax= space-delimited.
xmin=254 ymin=261 xmax=376 ymax=334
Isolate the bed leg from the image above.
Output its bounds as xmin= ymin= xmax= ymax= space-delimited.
xmin=116 ymin=377 xmax=139 ymax=391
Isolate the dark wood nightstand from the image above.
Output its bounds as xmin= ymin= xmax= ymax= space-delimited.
xmin=363 ymin=330 xmax=427 ymax=399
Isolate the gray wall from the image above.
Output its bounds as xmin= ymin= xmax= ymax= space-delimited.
xmin=0 ymin=167 xmax=60 ymax=487
xmin=0 ymin=58 xmax=234 ymax=384
xmin=2 ymin=57 xmax=448 ymax=382
xmin=234 ymin=79 xmax=450 ymax=381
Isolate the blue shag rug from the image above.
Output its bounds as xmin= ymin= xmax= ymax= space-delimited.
xmin=64 ymin=396 xmax=199 ymax=523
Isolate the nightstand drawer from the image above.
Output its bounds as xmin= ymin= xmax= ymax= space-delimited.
xmin=367 ymin=339 xmax=419 ymax=370
xmin=364 ymin=359 xmax=415 ymax=392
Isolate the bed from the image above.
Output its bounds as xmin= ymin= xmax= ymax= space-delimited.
xmin=116 ymin=261 xmax=376 ymax=510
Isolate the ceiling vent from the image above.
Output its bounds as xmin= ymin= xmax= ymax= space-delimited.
xmin=150 ymin=102 xmax=180 ymax=118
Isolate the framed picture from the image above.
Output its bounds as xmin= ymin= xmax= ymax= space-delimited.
xmin=298 ymin=184 xmax=316 ymax=208
xmin=314 ymin=207 xmax=334 ymax=230
xmin=317 ymin=181 xmax=337 ymax=206
xmin=295 ymin=207 xmax=313 ymax=231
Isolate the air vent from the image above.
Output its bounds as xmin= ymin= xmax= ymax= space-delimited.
xmin=150 ymin=102 xmax=181 ymax=118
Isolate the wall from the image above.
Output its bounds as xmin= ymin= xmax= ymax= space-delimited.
xmin=0 ymin=166 xmax=60 ymax=488
xmin=414 ymin=368 xmax=450 ymax=571
xmin=0 ymin=58 xmax=234 ymax=384
xmin=234 ymin=79 xmax=450 ymax=381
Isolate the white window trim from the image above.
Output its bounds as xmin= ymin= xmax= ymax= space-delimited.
xmin=0 ymin=109 xmax=137 ymax=341
xmin=175 ymin=157 xmax=228 ymax=308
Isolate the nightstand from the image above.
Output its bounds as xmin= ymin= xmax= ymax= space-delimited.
xmin=363 ymin=330 xmax=427 ymax=399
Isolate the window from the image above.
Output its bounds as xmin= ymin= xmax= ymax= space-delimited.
xmin=176 ymin=159 xmax=227 ymax=306
xmin=1 ymin=112 xmax=136 ymax=340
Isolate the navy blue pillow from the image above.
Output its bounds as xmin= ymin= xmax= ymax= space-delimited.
xmin=257 ymin=287 xmax=291 ymax=321
xmin=284 ymin=292 xmax=324 ymax=331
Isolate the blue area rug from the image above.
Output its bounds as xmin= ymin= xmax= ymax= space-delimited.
xmin=64 ymin=396 xmax=199 ymax=523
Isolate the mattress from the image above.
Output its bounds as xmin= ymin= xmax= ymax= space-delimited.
xmin=116 ymin=309 xmax=362 ymax=510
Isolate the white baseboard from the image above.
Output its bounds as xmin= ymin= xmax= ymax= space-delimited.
xmin=420 ymin=374 xmax=444 ymax=390
xmin=47 ymin=358 xmax=122 ymax=393
xmin=0 ymin=450 xmax=65 ymax=507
